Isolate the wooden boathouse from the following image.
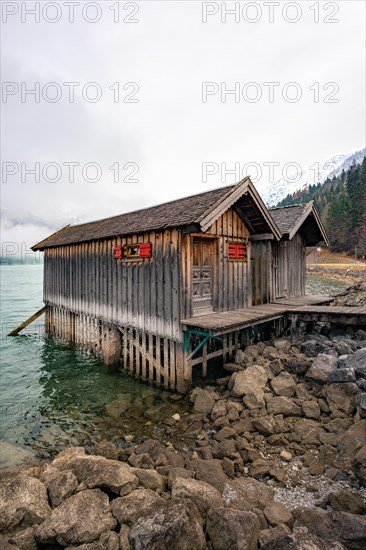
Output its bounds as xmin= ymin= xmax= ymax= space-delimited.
xmin=32 ymin=177 xmax=330 ymax=393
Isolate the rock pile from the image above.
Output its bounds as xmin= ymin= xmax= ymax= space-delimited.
xmin=331 ymin=280 xmax=366 ymax=307
xmin=1 ymin=325 xmax=366 ymax=549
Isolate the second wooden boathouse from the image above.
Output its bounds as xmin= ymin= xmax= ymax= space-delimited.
xmin=32 ymin=177 xmax=329 ymax=392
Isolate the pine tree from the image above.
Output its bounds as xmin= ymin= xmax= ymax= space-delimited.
xmin=275 ymin=157 xmax=366 ymax=254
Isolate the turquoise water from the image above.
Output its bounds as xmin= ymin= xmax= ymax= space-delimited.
xmin=0 ymin=265 xmax=189 ymax=467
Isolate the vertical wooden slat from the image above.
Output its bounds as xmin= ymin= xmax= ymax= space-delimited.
xmin=149 ymin=231 xmax=157 ymax=336
xmin=171 ymin=230 xmax=180 ymax=341
xmin=155 ymin=336 xmax=161 ymax=387
xmin=169 ymin=340 xmax=176 ymax=390
xmin=135 ymin=331 xmax=141 ymax=378
xmin=163 ymin=230 xmax=172 ymax=339
xmin=127 ymin=330 xmax=133 ymax=374
xmin=141 ymin=331 xmax=147 ymax=381
xmin=155 ymin=232 xmax=163 ymax=337
xmin=163 ymin=338 xmax=169 ymax=389
xmin=148 ymin=334 xmax=154 ymax=381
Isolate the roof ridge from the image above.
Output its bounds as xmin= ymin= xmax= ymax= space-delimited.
xmin=269 ymin=202 xmax=310 ymax=211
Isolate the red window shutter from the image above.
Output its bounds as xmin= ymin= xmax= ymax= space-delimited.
xmin=236 ymin=244 xmax=247 ymax=259
xmin=139 ymin=243 xmax=152 ymax=258
xmin=228 ymin=242 xmax=247 ymax=260
xmin=228 ymin=243 xmax=237 ymax=259
xmin=113 ymin=246 xmax=123 ymax=259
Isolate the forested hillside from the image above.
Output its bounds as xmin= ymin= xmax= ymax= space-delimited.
xmin=276 ymin=157 xmax=366 ymax=256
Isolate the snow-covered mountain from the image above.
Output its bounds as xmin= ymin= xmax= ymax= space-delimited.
xmin=260 ymin=148 xmax=366 ymax=207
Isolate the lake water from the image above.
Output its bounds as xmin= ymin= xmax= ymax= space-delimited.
xmin=0 ymin=265 xmax=350 ymax=468
xmin=305 ymin=273 xmax=351 ymax=295
xmin=0 ymin=264 xmax=192 ymax=468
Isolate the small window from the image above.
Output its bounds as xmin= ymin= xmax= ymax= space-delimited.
xmin=228 ymin=242 xmax=247 ymax=261
xmin=125 ymin=245 xmax=140 ymax=258
xmin=113 ymin=243 xmax=152 ymax=260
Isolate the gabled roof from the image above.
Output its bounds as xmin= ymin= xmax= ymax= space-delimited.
xmin=32 ymin=178 xmax=281 ymax=250
xmin=269 ymin=201 xmax=330 ymax=246
xmin=198 ymin=177 xmax=282 ymax=239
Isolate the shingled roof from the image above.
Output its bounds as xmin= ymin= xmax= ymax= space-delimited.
xmin=269 ymin=204 xmax=309 ymax=235
xmin=269 ymin=202 xmax=329 ymax=246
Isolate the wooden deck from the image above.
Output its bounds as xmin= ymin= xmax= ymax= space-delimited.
xmin=287 ymin=305 xmax=366 ymax=325
xmin=182 ymin=304 xmax=288 ymax=335
xmin=272 ymin=295 xmax=334 ymax=306
xmin=181 ymin=295 xmax=366 ymax=335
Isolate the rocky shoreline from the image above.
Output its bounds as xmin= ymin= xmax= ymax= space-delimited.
xmin=1 ymin=287 xmax=366 ymax=549
xmin=307 ymin=266 xmax=366 ymax=283
xmin=1 ymin=331 xmax=366 ymax=548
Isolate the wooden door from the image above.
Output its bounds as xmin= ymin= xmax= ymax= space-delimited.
xmin=274 ymin=242 xmax=287 ymax=299
xmin=192 ymin=239 xmax=214 ymax=315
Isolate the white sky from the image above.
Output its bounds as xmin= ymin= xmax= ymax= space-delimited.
xmin=1 ymin=0 xmax=365 ymax=252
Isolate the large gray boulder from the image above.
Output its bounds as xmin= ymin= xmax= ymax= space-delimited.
xmin=263 ymin=502 xmax=293 ymax=527
xmin=258 ymin=524 xmax=291 ymax=547
xmin=261 ymin=531 xmax=346 ymax=549
xmin=230 ymin=365 xmax=268 ymax=397
xmin=189 ymin=459 xmax=229 ymax=492
xmin=283 ymin=354 xmax=310 ymax=375
xmin=301 ymin=399 xmax=321 ymax=419
xmin=67 ymin=455 xmax=139 ymax=495
xmin=206 ymin=507 xmax=260 ymax=550
xmin=171 ymin=476 xmax=223 ymax=517
xmin=47 ymin=469 xmax=79 ymax=508
xmin=252 ymin=416 xmax=276 ymax=436
xmin=222 ymin=478 xmax=274 ymax=511
xmin=35 ymin=489 xmax=116 ymax=546
xmin=127 ymin=498 xmax=206 ymax=550
xmin=132 ymin=468 xmax=165 ymax=493
xmin=325 ymin=383 xmax=362 ymax=415
xmin=7 ymin=526 xmax=38 ymax=550
xmin=306 ymin=354 xmax=338 ymax=383
xmin=345 ymin=348 xmax=366 ymax=372
xmin=51 ymin=446 xmax=87 ymax=470
xmin=0 ymin=472 xmax=51 ymax=534
xmin=270 ymin=372 xmax=296 ymax=397
xmin=243 ymin=389 xmax=266 ymax=410
xmin=266 ymin=396 xmax=302 ymax=416
xmin=307 ymin=510 xmax=366 ymax=550
xmin=211 ymin=399 xmax=228 ymax=420
xmin=111 ymin=488 xmax=164 ymax=526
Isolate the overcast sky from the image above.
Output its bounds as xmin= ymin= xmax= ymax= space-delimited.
xmin=1 ymin=0 xmax=365 ymax=252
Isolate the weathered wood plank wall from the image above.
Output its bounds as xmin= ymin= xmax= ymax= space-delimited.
xmin=251 ymin=240 xmax=273 ymax=305
xmin=272 ymin=233 xmax=306 ymax=299
xmin=44 ymin=228 xmax=181 ymax=341
xmin=180 ymin=208 xmax=251 ymax=319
